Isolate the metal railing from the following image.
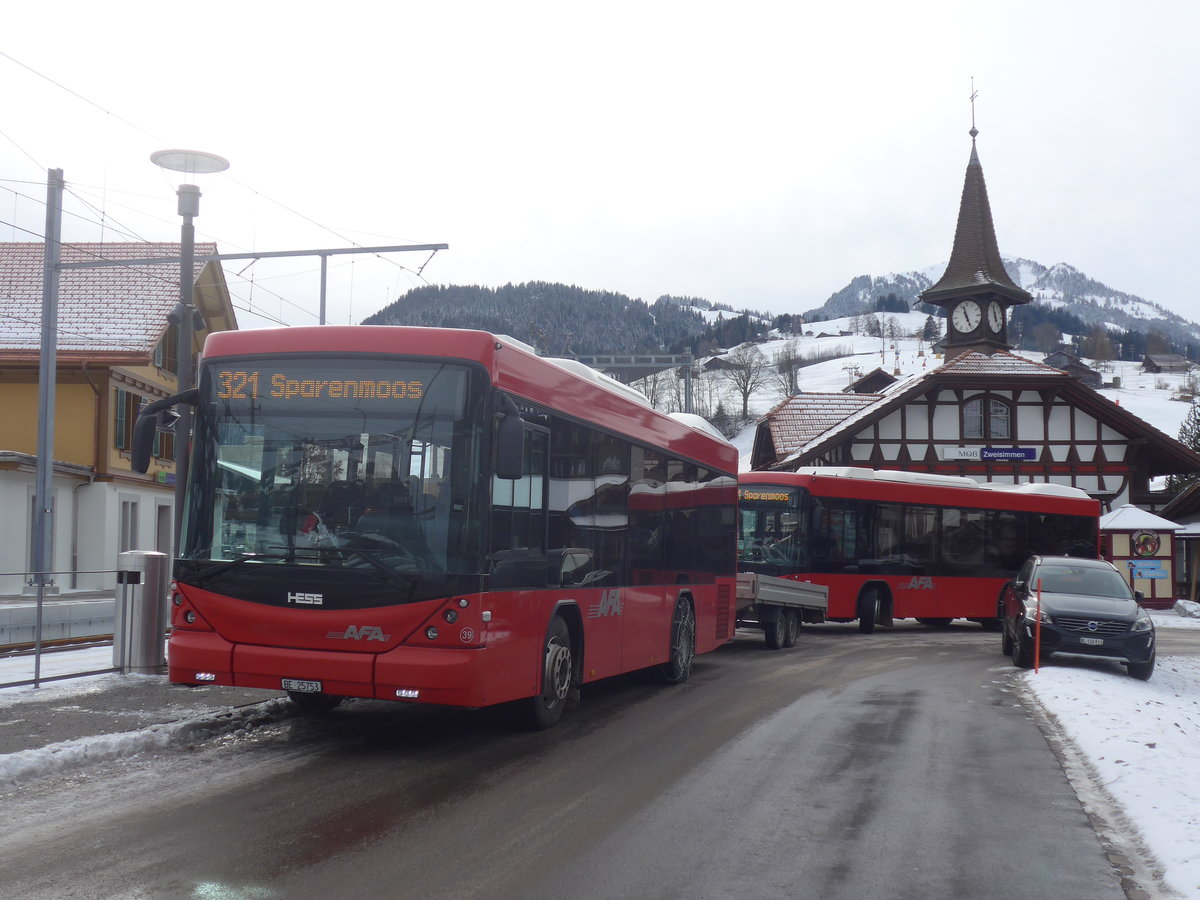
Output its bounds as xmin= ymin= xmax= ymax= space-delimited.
xmin=1 ymin=552 xmax=169 ymax=688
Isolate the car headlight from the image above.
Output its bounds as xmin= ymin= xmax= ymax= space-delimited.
xmin=1023 ymin=604 xmax=1052 ymax=626
xmin=1132 ymin=615 xmax=1153 ymax=633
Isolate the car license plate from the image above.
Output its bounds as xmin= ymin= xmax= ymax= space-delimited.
xmin=282 ymin=678 xmax=322 ymax=693
xmin=1080 ymin=637 xmax=1104 ymax=647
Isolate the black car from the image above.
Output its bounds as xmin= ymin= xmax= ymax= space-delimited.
xmin=1001 ymin=555 xmax=1156 ymax=680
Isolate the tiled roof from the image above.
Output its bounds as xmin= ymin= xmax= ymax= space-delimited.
xmin=764 ymin=392 xmax=884 ymax=457
xmin=0 ymin=242 xmax=216 ymax=356
xmin=936 ymin=349 xmax=1069 ymax=378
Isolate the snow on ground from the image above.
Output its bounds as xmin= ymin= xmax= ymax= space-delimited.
xmin=1023 ymin=631 xmax=1200 ymax=898
xmin=3 ymin=614 xmax=1200 ymax=896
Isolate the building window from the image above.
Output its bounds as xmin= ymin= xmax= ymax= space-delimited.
xmin=153 ymin=324 xmax=179 ymax=375
xmin=962 ymin=396 xmax=1012 ymax=440
xmin=115 ymin=388 xmax=174 ymax=460
xmin=119 ymin=497 xmax=139 ymax=552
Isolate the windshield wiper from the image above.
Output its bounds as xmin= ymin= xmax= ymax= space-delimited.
xmin=192 ymin=552 xmax=263 ymax=587
xmin=336 ymin=546 xmax=420 ymax=600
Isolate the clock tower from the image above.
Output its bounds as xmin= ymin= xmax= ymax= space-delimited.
xmin=919 ymin=124 xmax=1032 ymax=356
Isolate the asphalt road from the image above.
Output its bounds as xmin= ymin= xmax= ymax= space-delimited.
xmin=0 ymin=622 xmax=1152 ymax=900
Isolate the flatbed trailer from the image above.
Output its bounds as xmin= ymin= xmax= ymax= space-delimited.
xmin=735 ymin=572 xmax=829 ymax=650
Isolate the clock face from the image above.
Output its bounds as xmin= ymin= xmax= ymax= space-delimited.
xmin=951 ymin=300 xmax=982 ymax=333
xmin=987 ymin=300 xmax=1004 ymax=332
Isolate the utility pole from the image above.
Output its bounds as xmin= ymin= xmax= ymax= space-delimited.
xmin=32 ymin=168 xmax=64 ymax=686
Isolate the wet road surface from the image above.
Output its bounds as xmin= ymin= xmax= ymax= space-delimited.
xmin=1 ymin=622 xmax=1153 ymax=899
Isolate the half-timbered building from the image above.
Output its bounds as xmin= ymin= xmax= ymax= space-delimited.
xmin=751 ymin=129 xmax=1200 ymax=513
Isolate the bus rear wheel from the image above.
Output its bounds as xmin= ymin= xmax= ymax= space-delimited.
xmin=857 ymin=589 xmax=879 ymax=635
xmin=658 ymin=598 xmax=696 ymax=683
xmin=526 ymin=616 xmax=573 ymax=730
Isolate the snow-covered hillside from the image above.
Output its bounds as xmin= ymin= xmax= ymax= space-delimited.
xmin=694 ymin=312 xmax=1197 ymax=473
xmin=811 ymin=258 xmax=1200 ymax=350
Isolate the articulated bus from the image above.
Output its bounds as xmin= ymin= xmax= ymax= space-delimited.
xmin=737 ymin=468 xmax=1100 ymax=633
xmin=133 ymin=327 xmax=738 ymax=728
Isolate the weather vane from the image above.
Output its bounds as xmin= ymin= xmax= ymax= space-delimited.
xmin=969 ymin=77 xmax=979 ymax=140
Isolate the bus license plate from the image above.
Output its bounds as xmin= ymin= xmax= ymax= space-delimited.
xmin=1080 ymin=637 xmax=1104 ymax=647
xmin=282 ymin=678 xmax=322 ymax=693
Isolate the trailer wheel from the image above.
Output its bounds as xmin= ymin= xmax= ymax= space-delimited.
xmin=658 ymin=598 xmax=696 ymax=683
xmin=857 ymin=588 xmax=879 ymax=635
xmin=764 ymin=614 xmax=786 ymax=650
xmin=287 ymin=692 xmax=344 ymax=712
xmin=526 ymin=616 xmax=573 ymax=730
xmin=782 ymin=610 xmax=799 ymax=647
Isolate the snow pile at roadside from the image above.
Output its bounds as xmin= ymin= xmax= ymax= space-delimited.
xmin=1023 ymin=649 xmax=1200 ymax=898
xmin=0 ymin=694 xmax=293 ymax=788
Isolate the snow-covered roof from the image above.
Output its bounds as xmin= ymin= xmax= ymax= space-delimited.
xmin=1099 ymin=504 xmax=1180 ymax=531
xmin=0 ymin=241 xmax=223 ymax=358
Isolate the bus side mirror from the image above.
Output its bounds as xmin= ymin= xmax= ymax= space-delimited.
xmin=131 ymin=389 xmax=198 ymax=474
xmin=494 ymin=393 xmax=524 ymax=480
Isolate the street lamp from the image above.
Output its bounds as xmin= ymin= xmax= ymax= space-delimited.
xmin=149 ymin=149 xmax=229 ymax=554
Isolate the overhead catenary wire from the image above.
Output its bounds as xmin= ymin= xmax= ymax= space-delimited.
xmin=0 ymin=50 xmax=446 ymax=326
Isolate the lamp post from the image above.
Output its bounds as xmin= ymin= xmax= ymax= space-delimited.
xmin=149 ymin=149 xmax=229 ymax=554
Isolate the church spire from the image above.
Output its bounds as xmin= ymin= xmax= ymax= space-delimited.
xmin=920 ymin=84 xmax=1031 ymax=308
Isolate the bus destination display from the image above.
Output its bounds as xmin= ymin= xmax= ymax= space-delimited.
xmin=216 ymin=370 xmax=425 ymax=402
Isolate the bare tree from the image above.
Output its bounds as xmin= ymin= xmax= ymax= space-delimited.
xmin=1032 ymin=322 xmax=1061 ymax=354
xmin=722 ymin=344 xmax=772 ymax=418
xmin=772 ymin=339 xmax=803 ymax=398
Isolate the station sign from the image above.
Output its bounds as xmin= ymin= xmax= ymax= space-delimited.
xmin=942 ymin=447 xmax=1039 ymax=461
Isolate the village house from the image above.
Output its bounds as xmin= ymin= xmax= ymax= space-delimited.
xmin=0 ymin=242 xmax=235 ymax=595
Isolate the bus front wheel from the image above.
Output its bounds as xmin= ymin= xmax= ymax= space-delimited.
xmin=526 ymin=616 xmax=573 ymax=730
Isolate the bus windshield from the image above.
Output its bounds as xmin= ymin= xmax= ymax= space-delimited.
xmin=738 ymin=485 xmax=809 ymax=572
xmin=183 ymin=357 xmax=486 ymax=576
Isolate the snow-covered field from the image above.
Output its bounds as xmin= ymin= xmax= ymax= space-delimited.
xmin=706 ymin=312 xmax=1196 ymax=472
xmin=3 ymin=612 xmax=1200 ymax=896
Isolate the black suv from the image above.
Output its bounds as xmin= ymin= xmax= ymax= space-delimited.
xmin=1001 ymin=555 xmax=1156 ymax=680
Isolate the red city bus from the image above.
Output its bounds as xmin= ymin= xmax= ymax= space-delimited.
xmin=737 ymin=467 xmax=1100 ymax=632
xmin=133 ymin=327 xmax=738 ymax=728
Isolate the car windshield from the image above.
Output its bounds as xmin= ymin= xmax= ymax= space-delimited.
xmin=1035 ymin=565 xmax=1132 ymax=599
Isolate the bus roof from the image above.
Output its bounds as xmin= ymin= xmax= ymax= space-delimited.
xmin=741 ymin=466 xmax=1099 ymax=512
xmin=200 ymin=326 xmax=736 ymax=473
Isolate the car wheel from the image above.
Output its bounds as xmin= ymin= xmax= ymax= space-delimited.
xmin=1127 ymin=652 xmax=1155 ymax=681
xmin=1011 ymin=627 xmax=1035 ymax=669
xmin=1001 ymin=623 xmax=1013 ymax=656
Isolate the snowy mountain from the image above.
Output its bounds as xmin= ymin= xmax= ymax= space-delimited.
xmin=805 ymin=258 xmax=1200 ymax=350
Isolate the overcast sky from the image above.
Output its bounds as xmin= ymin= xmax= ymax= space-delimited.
xmin=3 ymin=2 xmax=1197 ymax=331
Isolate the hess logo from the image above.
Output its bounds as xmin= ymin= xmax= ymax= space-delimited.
xmin=287 ymin=592 xmax=324 ymax=606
